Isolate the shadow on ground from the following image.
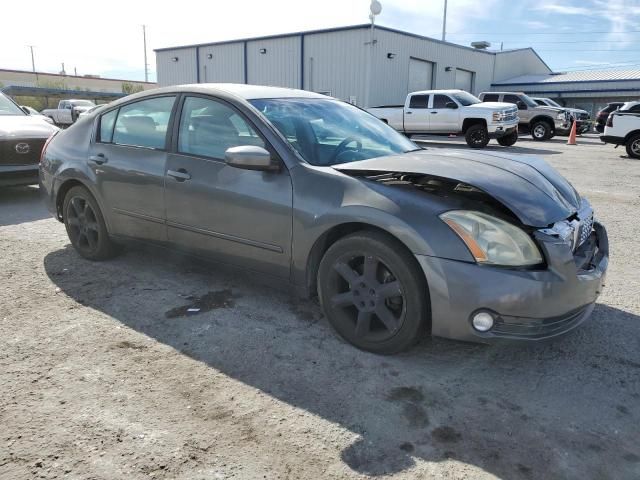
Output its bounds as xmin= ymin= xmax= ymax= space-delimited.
xmin=44 ymin=245 xmax=640 ymax=479
xmin=0 ymin=186 xmax=49 ymax=226
xmin=413 ymin=139 xmax=562 ymax=156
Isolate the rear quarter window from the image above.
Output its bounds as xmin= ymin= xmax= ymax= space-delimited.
xmin=98 ymin=109 xmax=118 ymax=143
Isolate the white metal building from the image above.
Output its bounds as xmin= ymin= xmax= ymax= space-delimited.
xmin=491 ymin=69 xmax=640 ymax=115
xmin=155 ymin=24 xmax=551 ymax=107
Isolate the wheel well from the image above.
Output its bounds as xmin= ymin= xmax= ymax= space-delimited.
xmin=55 ymin=179 xmax=85 ymax=220
xmin=530 ymin=116 xmax=553 ymax=127
xmin=624 ymin=130 xmax=640 ymax=143
xmin=461 ymin=118 xmax=487 ymax=133
xmin=306 ymin=222 xmax=426 ymax=295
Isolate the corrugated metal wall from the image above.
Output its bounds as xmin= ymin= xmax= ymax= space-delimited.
xmin=303 ymin=29 xmax=369 ymax=102
xmin=370 ymin=29 xmax=496 ymax=106
xmin=199 ymin=43 xmax=245 ymax=84
xmin=246 ymin=36 xmax=301 ymax=88
xmin=156 ymin=48 xmax=198 ymax=86
xmin=493 ymin=50 xmax=551 ymax=83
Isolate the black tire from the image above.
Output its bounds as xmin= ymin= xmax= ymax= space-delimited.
xmin=497 ymin=130 xmax=518 ymax=147
xmin=317 ymin=231 xmax=429 ymax=354
xmin=531 ymin=120 xmax=552 ymax=141
xmin=63 ymin=186 xmax=116 ymax=261
xmin=626 ymin=134 xmax=640 ymax=159
xmin=465 ymin=124 xmax=490 ymax=148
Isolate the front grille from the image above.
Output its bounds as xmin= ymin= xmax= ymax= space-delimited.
xmin=503 ymin=108 xmax=518 ymax=122
xmin=492 ymin=305 xmax=589 ymax=339
xmin=0 ymin=138 xmax=46 ymax=166
xmin=578 ymin=214 xmax=594 ymax=248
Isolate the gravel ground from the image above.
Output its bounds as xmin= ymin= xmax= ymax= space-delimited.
xmin=1 ymin=134 xmax=639 ymax=480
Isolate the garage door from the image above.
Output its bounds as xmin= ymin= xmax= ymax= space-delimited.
xmin=407 ymin=58 xmax=434 ymax=93
xmin=455 ymin=69 xmax=474 ymax=93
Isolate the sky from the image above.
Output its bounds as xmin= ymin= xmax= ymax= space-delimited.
xmin=1 ymin=0 xmax=639 ymax=82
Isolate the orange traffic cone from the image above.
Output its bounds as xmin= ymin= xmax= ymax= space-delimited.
xmin=567 ymin=120 xmax=577 ymax=145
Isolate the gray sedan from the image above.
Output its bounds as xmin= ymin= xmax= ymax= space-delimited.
xmin=39 ymin=84 xmax=608 ymax=354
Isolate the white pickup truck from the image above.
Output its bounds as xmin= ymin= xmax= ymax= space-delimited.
xmin=367 ymin=89 xmax=519 ymax=148
xmin=41 ymin=99 xmax=96 ymax=126
xmin=600 ymin=100 xmax=640 ymax=158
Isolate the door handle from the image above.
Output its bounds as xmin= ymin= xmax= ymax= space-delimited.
xmin=430 ymin=111 xmax=438 ymax=114
xmin=88 ymin=153 xmax=108 ymax=165
xmin=167 ymin=169 xmax=191 ymax=181
xmin=406 ymin=111 xmax=413 ymax=115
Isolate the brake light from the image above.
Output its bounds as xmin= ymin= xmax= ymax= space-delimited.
xmin=606 ymin=114 xmax=614 ymax=128
xmin=40 ymin=132 xmax=57 ymax=164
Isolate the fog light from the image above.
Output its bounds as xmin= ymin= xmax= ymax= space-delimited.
xmin=472 ymin=312 xmax=494 ymax=332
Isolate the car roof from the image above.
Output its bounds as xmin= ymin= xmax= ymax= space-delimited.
xmin=409 ymin=89 xmax=465 ymax=95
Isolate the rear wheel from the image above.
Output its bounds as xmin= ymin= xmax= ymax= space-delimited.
xmin=63 ymin=186 xmax=116 ymax=261
xmin=465 ymin=124 xmax=490 ymax=148
xmin=497 ymin=130 xmax=518 ymax=147
xmin=531 ymin=120 xmax=552 ymax=141
xmin=626 ymin=134 xmax=640 ymax=159
xmin=317 ymin=232 xmax=428 ymax=354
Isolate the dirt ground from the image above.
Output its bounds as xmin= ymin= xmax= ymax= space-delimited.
xmin=1 ymin=134 xmax=639 ymax=479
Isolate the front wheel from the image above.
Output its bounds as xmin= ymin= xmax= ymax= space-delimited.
xmin=317 ymin=232 xmax=429 ymax=354
xmin=626 ymin=134 xmax=640 ymax=159
xmin=63 ymin=186 xmax=117 ymax=261
xmin=465 ymin=124 xmax=490 ymax=148
xmin=531 ymin=121 xmax=552 ymax=141
xmin=497 ymin=130 xmax=518 ymax=147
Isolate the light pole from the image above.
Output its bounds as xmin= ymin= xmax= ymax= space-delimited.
xmin=442 ymin=0 xmax=448 ymax=42
xmin=28 ymin=45 xmax=36 ymax=72
xmin=364 ymin=0 xmax=382 ymax=108
xmin=143 ymin=25 xmax=149 ymax=83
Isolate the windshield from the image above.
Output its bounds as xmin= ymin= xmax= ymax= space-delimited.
xmin=250 ymin=98 xmax=418 ymax=166
xmin=71 ymin=100 xmax=95 ymax=107
xmin=520 ymin=94 xmax=541 ymax=108
xmin=544 ymin=98 xmax=562 ymax=108
xmin=0 ymin=93 xmax=26 ymax=116
xmin=452 ymin=92 xmax=481 ymax=106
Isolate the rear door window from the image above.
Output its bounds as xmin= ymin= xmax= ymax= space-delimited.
xmin=408 ymin=95 xmax=428 ymax=109
xmin=112 ymin=96 xmax=175 ymax=149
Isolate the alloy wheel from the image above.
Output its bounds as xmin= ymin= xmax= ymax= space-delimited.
xmin=631 ymin=139 xmax=640 ymax=157
xmin=66 ymin=196 xmax=100 ymax=254
xmin=533 ymin=124 xmax=547 ymax=139
xmin=327 ymin=254 xmax=406 ymax=342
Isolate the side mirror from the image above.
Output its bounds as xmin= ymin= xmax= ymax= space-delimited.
xmin=225 ymin=146 xmax=279 ymax=172
xmin=516 ymin=101 xmax=527 ymax=110
xmin=21 ymin=106 xmax=31 ymax=114
xmin=445 ymin=101 xmax=458 ymax=109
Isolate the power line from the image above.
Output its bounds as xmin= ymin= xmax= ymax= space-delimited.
xmin=552 ymin=62 xmax=640 ymax=71
xmin=447 ymin=29 xmax=640 ymax=36
xmin=536 ymin=49 xmax=640 ymax=52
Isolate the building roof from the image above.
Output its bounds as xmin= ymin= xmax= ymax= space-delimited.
xmin=494 ymin=69 xmax=640 ymax=86
xmin=155 ymin=23 xmax=502 ymax=56
xmin=0 ymin=68 xmax=156 ymax=85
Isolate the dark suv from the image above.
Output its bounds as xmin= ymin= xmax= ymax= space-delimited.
xmin=594 ymin=102 xmax=625 ymax=133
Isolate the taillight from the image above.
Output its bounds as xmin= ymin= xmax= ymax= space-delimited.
xmin=40 ymin=132 xmax=57 ymax=164
xmin=606 ymin=114 xmax=614 ymax=128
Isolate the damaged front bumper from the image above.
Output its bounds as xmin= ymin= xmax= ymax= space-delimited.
xmin=416 ymin=220 xmax=608 ymax=343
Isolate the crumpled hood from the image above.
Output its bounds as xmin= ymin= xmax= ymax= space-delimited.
xmin=0 ymin=115 xmax=59 ymax=138
xmin=333 ymin=149 xmax=581 ymax=227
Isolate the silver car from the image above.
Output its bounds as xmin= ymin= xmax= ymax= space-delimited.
xmin=39 ymin=84 xmax=608 ymax=354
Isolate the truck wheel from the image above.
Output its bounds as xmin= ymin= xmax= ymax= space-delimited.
xmin=626 ymin=134 xmax=640 ymax=159
xmin=465 ymin=124 xmax=490 ymax=148
xmin=531 ymin=121 xmax=552 ymax=141
xmin=497 ymin=130 xmax=518 ymax=147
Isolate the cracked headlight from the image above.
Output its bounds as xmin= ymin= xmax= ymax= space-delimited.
xmin=440 ymin=210 xmax=543 ymax=266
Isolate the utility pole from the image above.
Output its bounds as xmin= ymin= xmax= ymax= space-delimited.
xmin=441 ymin=0 xmax=448 ymax=41
xmin=28 ymin=45 xmax=36 ymax=72
xmin=143 ymin=25 xmax=149 ymax=82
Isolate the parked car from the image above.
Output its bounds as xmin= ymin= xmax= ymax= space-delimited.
xmin=367 ymin=89 xmax=519 ymax=148
xmin=40 ymin=84 xmax=608 ymax=354
xmin=479 ymin=92 xmax=570 ymax=141
xmin=531 ymin=97 xmax=591 ymax=135
xmin=41 ymin=99 xmax=96 ymax=126
xmin=594 ymin=102 xmax=625 ymax=133
xmin=21 ymin=105 xmax=55 ymax=125
xmin=0 ymin=92 xmax=59 ymax=187
xmin=600 ymin=103 xmax=640 ymax=158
